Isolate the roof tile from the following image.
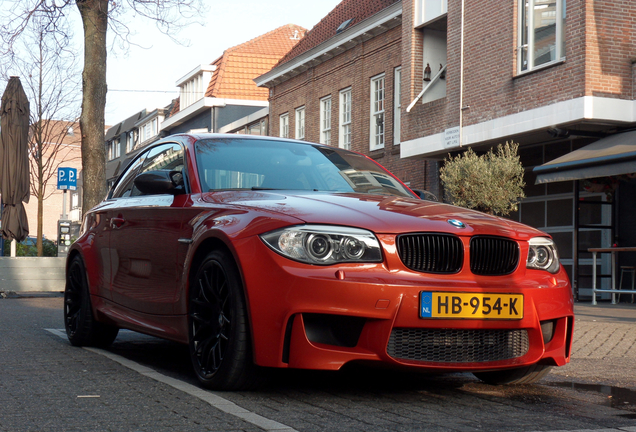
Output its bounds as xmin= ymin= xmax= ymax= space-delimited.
xmin=276 ymin=0 xmax=400 ymax=67
xmin=205 ymin=24 xmax=306 ymax=101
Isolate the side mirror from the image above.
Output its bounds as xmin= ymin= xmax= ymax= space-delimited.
xmin=412 ymin=189 xmax=438 ymax=201
xmin=134 ymin=170 xmax=185 ymax=195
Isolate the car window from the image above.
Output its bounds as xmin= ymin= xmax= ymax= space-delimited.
xmin=111 ymin=153 xmax=147 ymax=198
xmin=194 ymin=138 xmax=414 ymax=197
xmin=111 ymin=142 xmax=185 ymax=198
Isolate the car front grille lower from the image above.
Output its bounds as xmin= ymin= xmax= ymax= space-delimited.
xmin=396 ymin=234 xmax=520 ymax=276
xmin=386 ymin=328 xmax=529 ymax=363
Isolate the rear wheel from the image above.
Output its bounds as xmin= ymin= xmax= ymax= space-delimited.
xmin=64 ymin=255 xmax=119 ymax=347
xmin=473 ymin=364 xmax=552 ymax=385
xmin=188 ymin=250 xmax=256 ymax=390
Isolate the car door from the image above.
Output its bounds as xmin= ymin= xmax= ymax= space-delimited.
xmin=108 ymin=142 xmax=188 ymax=315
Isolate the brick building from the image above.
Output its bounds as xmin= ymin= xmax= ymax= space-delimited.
xmin=257 ymin=0 xmax=636 ymax=299
xmin=23 ymin=120 xmax=82 ymax=242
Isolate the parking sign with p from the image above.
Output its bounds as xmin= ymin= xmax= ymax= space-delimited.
xmin=57 ymin=167 xmax=77 ymax=190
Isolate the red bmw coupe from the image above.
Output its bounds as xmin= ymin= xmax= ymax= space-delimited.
xmin=64 ymin=134 xmax=574 ymax=390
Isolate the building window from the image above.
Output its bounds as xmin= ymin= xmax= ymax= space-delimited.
xmin=177 ymin=65 xmax=214 ymax=110
xmin=518 ymin=0 xmax=566 ymax=73
xmin=140 ymin=119 xmax=157 ymax=143
xmin=295 ymin=106 xmax=305 ymax=140
xmin=71 ymin=191 xmax=80 ymax=209
xmin=320 ymin=96 xmax=332 ymax=145
xmin=394 ymin=67 xmax=401 ymax=145
xmin=279 ymin=113 xmax=289 ymax=138
xmin=126 ymin=131 xmax=135 ymax=153
xmin=108 ymin=139 xmax=120 ymax=161
xmin=370 ymin=74 xmax=385 ymax=151
xmin=339 ymin=88 xmax=352 ymax=150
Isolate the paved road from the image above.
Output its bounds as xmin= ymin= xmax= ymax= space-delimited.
xmin=1 ymin=294 xmax=636 ymax=432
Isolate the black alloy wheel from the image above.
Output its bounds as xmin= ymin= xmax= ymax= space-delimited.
xmin=64 ymin=255 xmax=118 ymax=347
xmin=188 ymin=250 xmax=256 ymax=390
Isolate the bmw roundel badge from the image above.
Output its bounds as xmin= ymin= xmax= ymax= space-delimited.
xmin=447 ymin=219 xmax=466 ymax=229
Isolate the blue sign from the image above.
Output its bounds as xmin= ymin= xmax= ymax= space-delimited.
xmin=420 ymin=292 xmax=432 ymax=318
xmin=57 ymin=167 xmax=77 ymax=190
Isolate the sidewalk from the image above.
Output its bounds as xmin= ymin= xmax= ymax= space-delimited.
xmin=574 ymin=300 xmax=636 ymax=323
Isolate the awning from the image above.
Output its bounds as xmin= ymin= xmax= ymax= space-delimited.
xmin=534 ymin=130 xmax=636 ymax=184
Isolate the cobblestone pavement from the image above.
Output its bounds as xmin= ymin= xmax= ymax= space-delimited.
xmin=1 ymin=294 xmax=636 ymax=432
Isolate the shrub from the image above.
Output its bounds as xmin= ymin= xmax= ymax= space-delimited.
xmin=2 ymin=238 xmax=58 ymax=257
xmin=440 ymin=142 xmax=525 ymax=216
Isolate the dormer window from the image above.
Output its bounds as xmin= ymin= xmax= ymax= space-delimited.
xmin=336 ymin=18 xmax=354 ymax=34
xmin=176 ymin=64 xmax=216 ymax=110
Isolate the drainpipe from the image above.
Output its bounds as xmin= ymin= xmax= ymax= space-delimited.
xmin=459 ymin=0 xmax=466 ymax=147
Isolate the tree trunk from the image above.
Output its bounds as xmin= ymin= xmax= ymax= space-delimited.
xmin=76 ymin=0 xmax=108 ymax=215
xmin=37 ymin=190 xmax=43 ymax=256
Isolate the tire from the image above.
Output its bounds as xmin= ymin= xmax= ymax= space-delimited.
xmin=64 ymin=255 xmax=119 ymax=348
xmin=188 ymin=250 xmax=257 ymax=390
xmin=473 ymin=364 xmax=553 ymax=385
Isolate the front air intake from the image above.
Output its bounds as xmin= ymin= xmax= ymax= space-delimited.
xmin=387 ymin=328 xmax=529 ymax=363
xmin=470 ymin=236 xmax=520 ymax=275
xmin=397 ymin=233 xmax=463 ymax=274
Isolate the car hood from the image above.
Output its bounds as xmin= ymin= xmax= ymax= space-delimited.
xmin=201 ymin=191 xmax=546 ymax=240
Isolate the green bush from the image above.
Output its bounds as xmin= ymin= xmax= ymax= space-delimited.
xmin=440 ymin=142 xmax=525 ymax=216
xmin=2 ymin=238 xmax=58 ymax=257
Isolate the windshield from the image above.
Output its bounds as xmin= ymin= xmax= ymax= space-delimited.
xmin=194 ymin=138 xmax=414 ymax=198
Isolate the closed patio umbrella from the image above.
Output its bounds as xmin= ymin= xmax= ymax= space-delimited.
xmin=0 ymin=76 xmax=30 ymax=243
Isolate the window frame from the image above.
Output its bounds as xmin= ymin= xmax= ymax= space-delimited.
xmin=339 ymin=88 xmax=352 ymax=150
xmin=369 ymin=73 xmax=386 ymax=151
xmin=517 ymin=0 xmax=566 ymax=74
xmin=295 ymin=106 xmax=305 ymax=140
xmin=320 ymin=96 xmax=332 ymax=145
xmin=393 ymin=67 xmax=401 ymax=146
xmin=126 ymin=131 xmax=135 ymax=153
xmin=279 ymin=113 xmax=289 ymax=138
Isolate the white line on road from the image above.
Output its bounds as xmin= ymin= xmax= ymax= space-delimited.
xmin=45 ymin=328 xmax=297 ymax=432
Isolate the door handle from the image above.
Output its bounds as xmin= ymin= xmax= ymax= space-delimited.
xmin=110 ymin=217 xmax=125 ymax=228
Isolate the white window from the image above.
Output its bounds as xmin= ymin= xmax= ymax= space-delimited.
xmin=295 ymin=106 xmax=305 ymax=140
xmin=339 ymin=88 xmax=352 ymax=150
xmin=279 ymin=113 xmax=289 ymax=138
xmin=370 ymin=74 xmax=385 ymax=151
xmin=177 ymin=65 xmax=215 ymax=110
xmin=394 ymin=67 xmax=401 ymax=145
xmin=126 ymin=131 xmax=135 ymax=153
xmin=71 ymin=192 xmax=79 ymax=209
xmin=518 ymin=0 xmax=566 ymax=73
xmin=108 ymin=139 xmax=120 ymax=160
xmin=320 ymin=96 xmax=332 ymax=145
xmin=140 ymin=119 xmax=158 ymax=143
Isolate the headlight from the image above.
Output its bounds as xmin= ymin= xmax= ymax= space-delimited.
xmin=260 ymin=225 xmax=383 ymax=265
xmin=526 ymin=237 xmax=560 ymax=274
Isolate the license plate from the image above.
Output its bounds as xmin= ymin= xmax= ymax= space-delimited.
xmin=420 ymin=292 xmax=523 ymax=319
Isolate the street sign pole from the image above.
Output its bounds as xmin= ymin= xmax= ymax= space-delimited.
xmin=62 ymin=190 xmax=67 ymax=220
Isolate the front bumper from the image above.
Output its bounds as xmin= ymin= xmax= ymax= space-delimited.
xmin=234 ymin=235 xmax=574 ymax=372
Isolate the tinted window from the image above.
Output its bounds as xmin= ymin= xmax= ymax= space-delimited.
xmin=195 ymin=138 xmax=414 ymax=198
xmin=111 ymin=142 xmax=184 ymax=198
xmin=111 ymin=154 xmax=147 ymax=198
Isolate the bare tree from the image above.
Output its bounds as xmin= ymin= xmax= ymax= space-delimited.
xmin=1 ymin=14 xmax=81 ymax=255
xmin=0 ymin=0 xmax=203 ymax=215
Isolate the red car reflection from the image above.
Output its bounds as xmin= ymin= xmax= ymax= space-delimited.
xmin=64 ymin=134 xmax=574 ymax=390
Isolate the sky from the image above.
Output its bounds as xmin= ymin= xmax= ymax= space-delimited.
xmin=102 ymin=0 xmax=342 ymax=126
